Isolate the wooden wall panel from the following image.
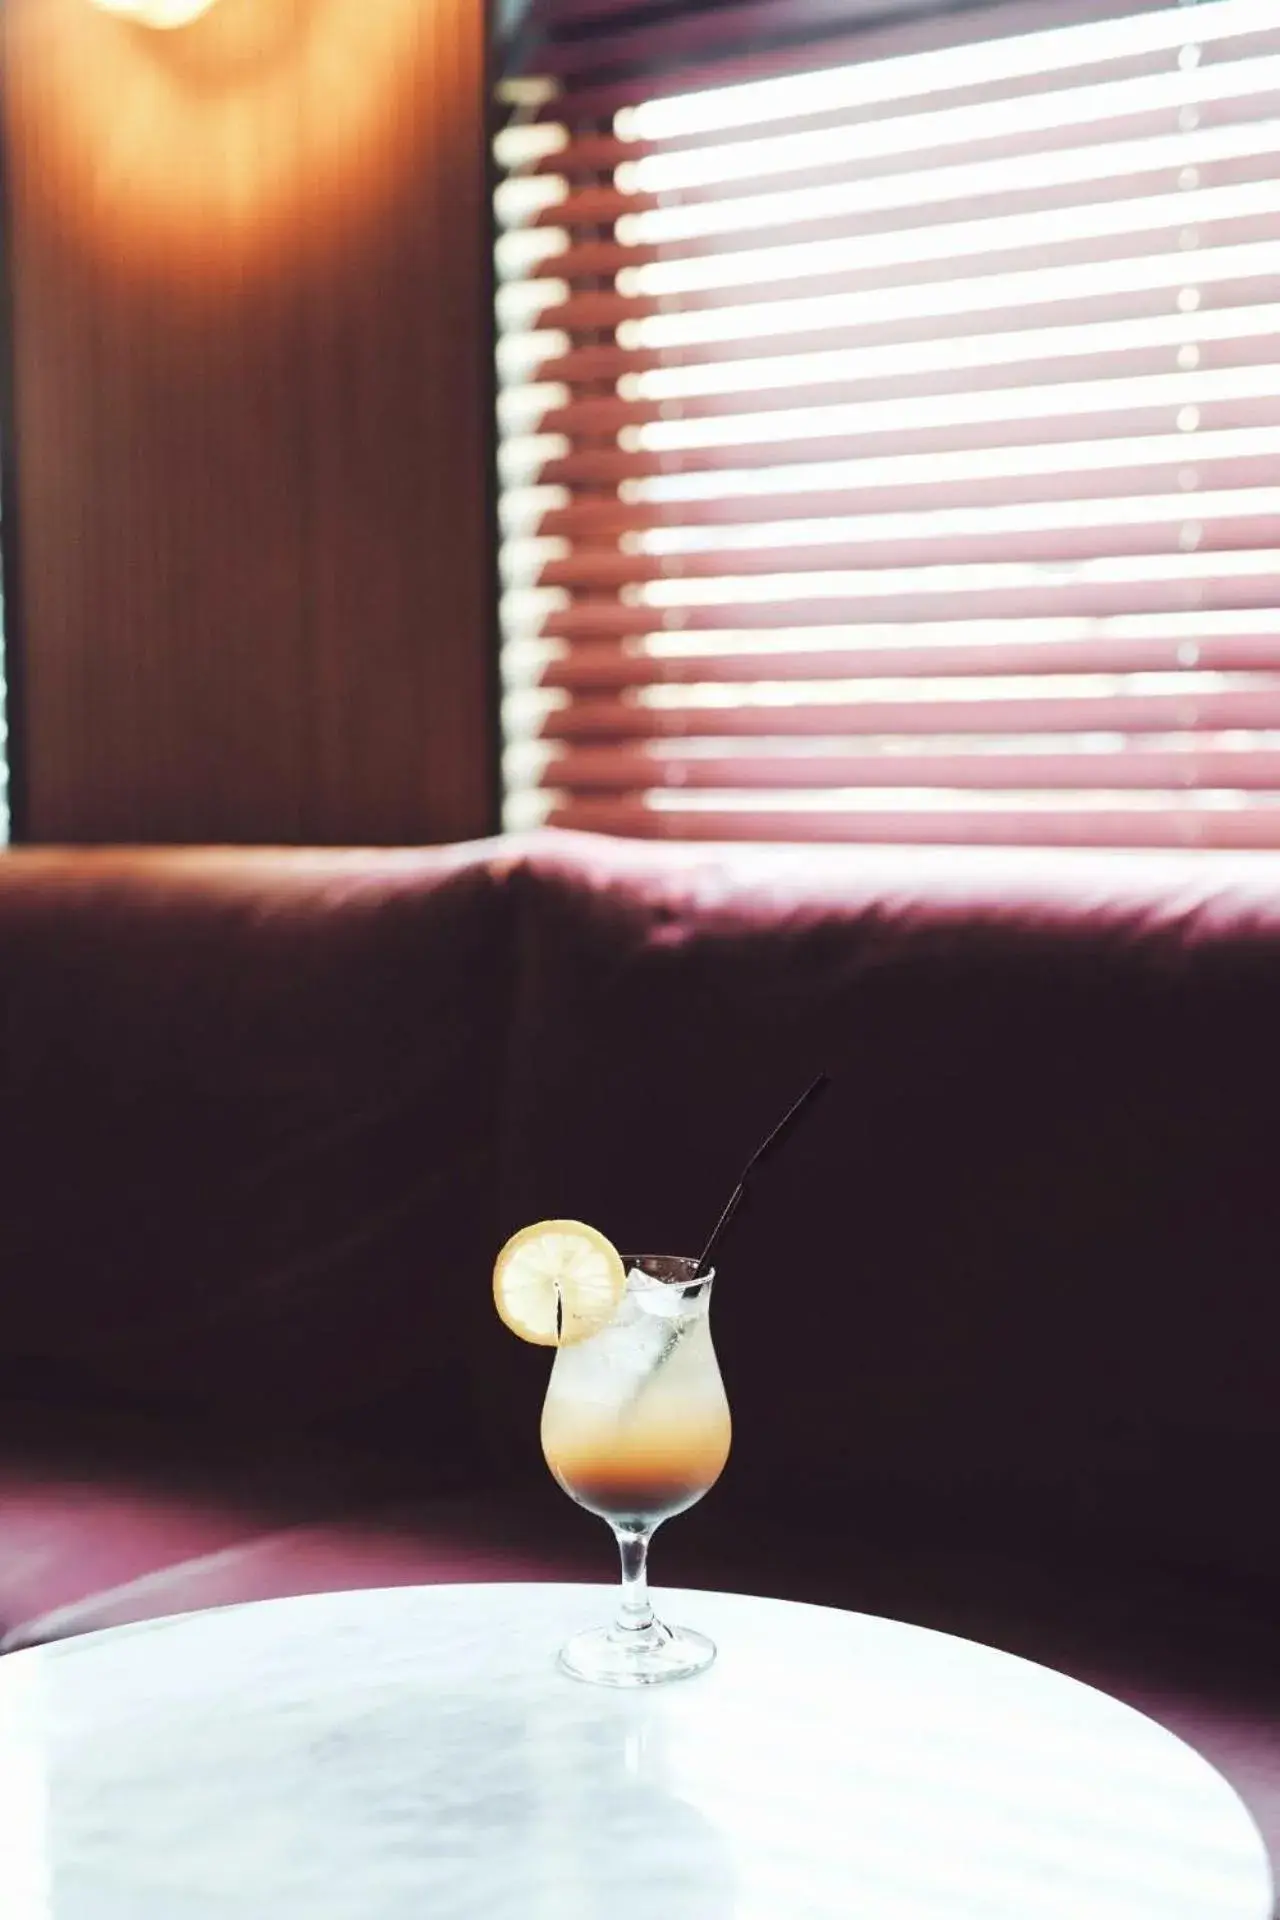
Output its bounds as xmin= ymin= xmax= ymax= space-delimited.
xmin=0 ymin=0 xmax=496 ymax=844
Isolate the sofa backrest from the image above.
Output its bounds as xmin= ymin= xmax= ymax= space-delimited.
xmin=3 ymin=831 xmax=1278 ymax=1586
xmin=491 ymin=834 xmax=1280 ymax=1588
xmin=0 ymin=846 xmax=516 ymax=1461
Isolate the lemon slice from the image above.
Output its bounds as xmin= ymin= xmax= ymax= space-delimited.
xmin=493 ymin=1219 xmax=626 ymax=1347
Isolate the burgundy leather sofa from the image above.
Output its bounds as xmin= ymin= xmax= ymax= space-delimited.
xmin=0 ymin=830 xmax=1277 ymax=1880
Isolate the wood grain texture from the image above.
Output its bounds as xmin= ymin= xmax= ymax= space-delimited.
xmin=0 ymin=0 xmax=496 ymax=843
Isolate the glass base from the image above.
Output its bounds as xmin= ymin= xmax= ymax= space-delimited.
xmin=558 ymin=1617 xmax=716 ymax=1688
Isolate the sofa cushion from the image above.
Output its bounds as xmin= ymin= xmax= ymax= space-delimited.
xmin=0 ymin=846 xmax=514 ymax=1442
xmin=0 ymin=1467 xmax=271 ymax=1639
xmin=0 ymin=1491 xmax=595 ymax=1654
xmin=493 ymin=833 xmax=1280 ymax=1587
xmin=0 ymin=1396 xmax=473 ymax=1640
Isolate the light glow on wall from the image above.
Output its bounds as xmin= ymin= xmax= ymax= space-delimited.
xmin=90 ymin=0 xmax=220 ymax=28
xmin=6 ymin=0 xmax=442 ymax=283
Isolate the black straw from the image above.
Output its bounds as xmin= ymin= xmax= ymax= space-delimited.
xmin=695 ymin=1072 xmax=832 ymax=1277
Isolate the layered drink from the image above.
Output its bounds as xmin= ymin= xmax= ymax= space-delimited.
xmin=541 ymin=1256 xmax=731 ymax=1529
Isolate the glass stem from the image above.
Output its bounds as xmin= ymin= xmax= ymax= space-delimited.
xmin=613 ymin=1523 xmax=655 ymax=1635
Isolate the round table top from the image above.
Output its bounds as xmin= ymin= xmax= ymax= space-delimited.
xmin=0 ymin=1582 xmax=1270 ymax=1920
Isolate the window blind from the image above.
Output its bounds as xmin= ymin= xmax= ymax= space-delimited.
xmin=495 ymin=0 xmax=1280 ymax=846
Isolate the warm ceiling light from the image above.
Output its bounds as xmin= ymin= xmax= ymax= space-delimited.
xmin=13 ymin=0 xmax=439 ymax=285
xmin=90 ymin=0 xmax=218 ymax=26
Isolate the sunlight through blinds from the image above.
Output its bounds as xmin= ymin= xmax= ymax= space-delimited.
xmin=496 ymin=0 xmax=1280 ymax=846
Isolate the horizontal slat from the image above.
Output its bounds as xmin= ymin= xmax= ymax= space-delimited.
xmin=550 ymin=8 xmax=1280 ymax=131
xmin=522 ymin=66 xmax=1280 ymax=205
xmin=545 ymin=798 xmax=1280 ymax=848
xmin=526 ymin=564 xmax=1280 ymax=637
xmin=626 ymin=432 xmax=1278 ymax=508
xmin=533 ymin=342 xmax=655 ymax=383
xmin=534 ymin=144 xmax=1277 ymax=268
xmin=532 ymin=630 xmax=1280 ymax=689
xmin=537 ymin=687 xmax=1280 ymax=740
xmin=529 ymin=440 xmax=1280 ymax=535
xmin=623 ymin=57 xmax=1280 ymax=182
xmin=622 ymin=318 xmax=1278 ymax=410
xmin=528 ymin=511 xmax=1280 ymax=588
xmin=526 ymin=0 xmax=1182 ymax=84
xmin=523 ymin=0 xmax=998 ymax=49
xmin=522 ymin=0 xmax=1016 ymax=84
xmin=504 ymin=303 xmax=1280 ymax=419
xmin=634 ymin=569 xmax=1280 ymax=623
xmin=532 ymin=83 xmax=1280 ymax=224
xmin=507 ymin=132 xmax=624 ymax=178
xmin=521 ymin=0 xmax=1150 ymax=73
xmin=510 ymin=0 xmax=882 ymax=36
xmin=541 ymin=742 xmax=1280 ymax=792
xmin=630 ymin=494 xmax=1280 ymax=559
xmin=627 ymin=388 xmax=1280 ymax=459
xmin=614 ymin=121 xmax=1280 ymax=251
xmin=613 ymin=11 xmax=1280 ymax=140
xmin=526 ymin=333 xmax=1280 ymax=435
xmin=530 ymin=187 xmax=631 ymax=231
xmin=538 ymin=163 xmax=1186 ymax=240
xmin=624 ymin=206 xmax=1278 ymax=311
xmin=534 ymin=402 xmax=1280 ymax=486
xmin=531 ymin=216 xmax=1279 ymax=331
xmin=522 ymin=272 xmax=1280 ymax=379
xmin=533 ymin=240 xmax=1280 ymax=348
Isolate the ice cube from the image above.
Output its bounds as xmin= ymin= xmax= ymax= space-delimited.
xmin=630 ymin=1268 xmax=689 ymax=1319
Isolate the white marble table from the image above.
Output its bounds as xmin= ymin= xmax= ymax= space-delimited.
xmin=0 ymin=1582 xmax=1271 ymax=1918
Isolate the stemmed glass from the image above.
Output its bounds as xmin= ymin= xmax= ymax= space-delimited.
xmin=541 ymin=1253 xmax=731 ymax=1686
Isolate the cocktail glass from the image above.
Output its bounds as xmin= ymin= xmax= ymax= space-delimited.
xmin=541 ymin=1253 xmax=731 ymax=1686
